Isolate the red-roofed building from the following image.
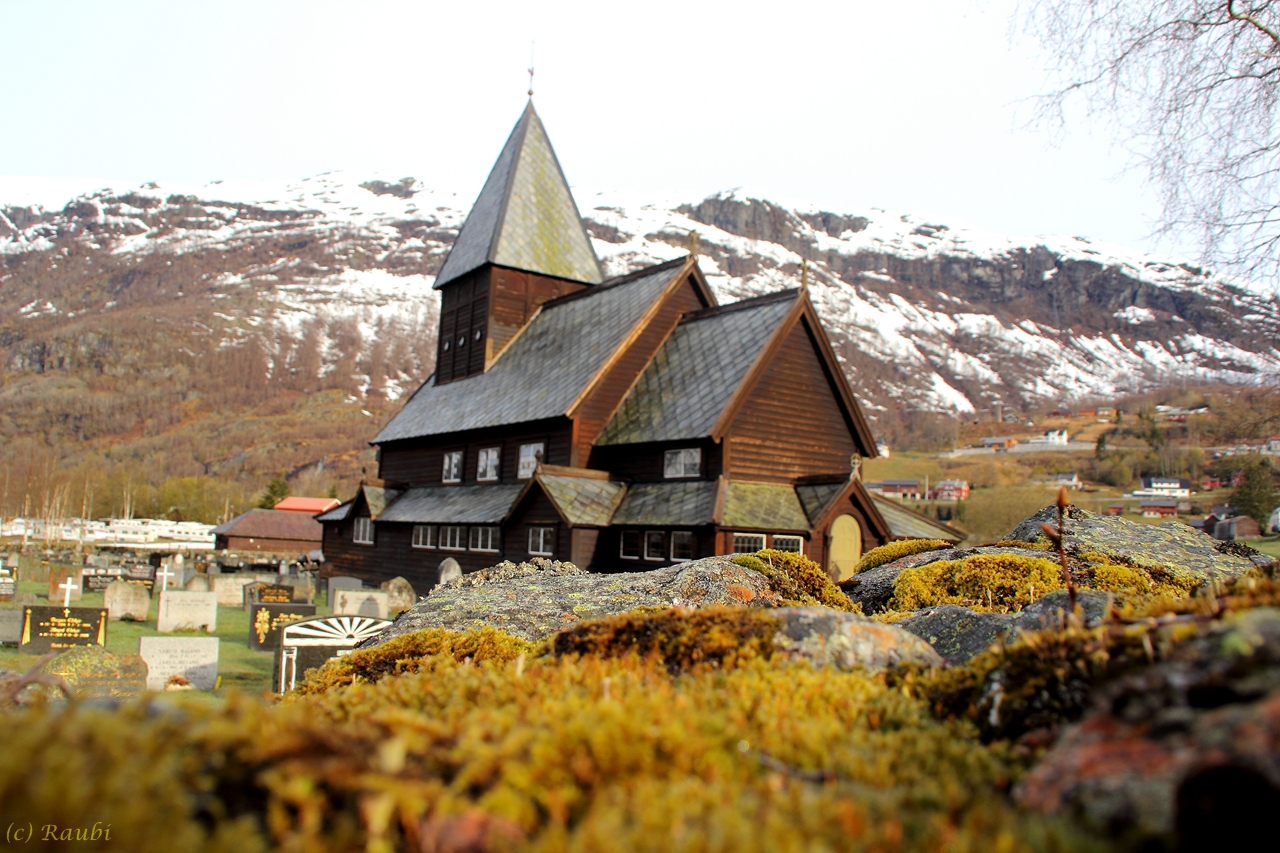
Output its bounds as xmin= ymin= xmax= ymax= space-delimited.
xmin=213 ymin=509 xmax=323 ymax=553
xmin=274 ymin=497 xmax=342 ymax=515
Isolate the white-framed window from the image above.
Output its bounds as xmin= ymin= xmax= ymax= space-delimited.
xmin=733 ymin=533 xmax=765 ymax=554
xmin=663 ymin=448 xmax=702 ymax=479
xmin=412 ymin=525 xmax=436 ymax=549
xmin=442 ymin=451 xmax=463 ymax=484
xmin=644 ymin=530 xmax=665 ymax=561
xmin=353 ymin=517 xmax=374 ymax=545
xmin=771 ymin=535 xmax=804 ymax=554
xmin=477 ymin=447 xmax=500 ymax=482
xmin=469 ymin=526 xmax=500 ymax=552
xmin=440 ymin=525 xmax=466 ymax=551
xmin=517 ymin=442 xmax=545 ymax=479
xmin=670 ymin=531 xmax=695 ymax=561
xmin=620 ymin=530 xmax=641 ymax=560
xmin=528 ymin=526 xmax=555 ymax=556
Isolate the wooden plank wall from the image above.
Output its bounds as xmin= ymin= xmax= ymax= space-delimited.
xmin=487 ymin=267 xmax=588 ymax=363
xmin=726 ymin=320 xmax=855 ymax=482
xmin=321 ymin=519 xmax=502 ymax=588
xmin=378 ymin=419 xmax=573 ymax=486
xmin=571 ymin=276 xmax=709 ymax=465
xmin=587 ymin=438 xmax=722 ymax=483
xmin=436 ymin=269 xmax=491 ymax=383
xmin=505 ymin=491 xmax=566 ymax=562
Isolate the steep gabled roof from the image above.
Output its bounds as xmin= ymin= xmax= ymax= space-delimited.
xmin=376 ymin=484 xmax=525 ymax=524
xmin=375 ymin=259 xmax=691 ymax=443
xmin=531 ymin=468 xmax=628 ymax=527
xmin=596 ymin=290 xmax=800 ymax=445
xmin=720 ymin=482 xmax=810 ymax=531
xmin=434 ymin=101 xmax=602 ymax=288
xmin=871 ymin=494 xmax=964 ymax=543
xmin=212 ymin=509 xmax=322 ymax=541
xmin=611 ymin=481 xmax=718 ymax=526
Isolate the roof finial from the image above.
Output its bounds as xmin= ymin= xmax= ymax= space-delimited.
xmin=527 ymin=40 xmax=535 ymax=98
xmin=690 ymin=230 xmax=699 ymax=258
xmin=801 ymin=257 xmax=809 ymax=288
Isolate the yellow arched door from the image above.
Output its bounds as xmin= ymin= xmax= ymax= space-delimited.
xmin=829 ymin=514 xmax=863 ymax=581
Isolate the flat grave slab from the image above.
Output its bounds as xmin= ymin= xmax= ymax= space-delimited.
xmin=43 ymin=646 xmax=147 ymax=699
xmin=274 ymin=615 xmax=391 ymax=693
xmin=156 ymin=591 xmax=218 ymax=633
xmin=104 ymin=580 xmax=150 ymax=622
xmin=334 ymin=589 xmax=391 ymax=620
xmin=326 ymin=576 xmax=363 ymax=609
xmin=138 ymin=636 xmax=219 ymax=690
xmin=249 ymin=603 xmax=317 ymax=651
xmin=212 ymin=574 xmax=258 ymax=607
xmin=18 ymin=606 xmax=107 ymax=654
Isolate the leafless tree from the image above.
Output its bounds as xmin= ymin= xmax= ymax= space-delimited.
xmin=1018 ymin=2 xmax=1280 ymax=277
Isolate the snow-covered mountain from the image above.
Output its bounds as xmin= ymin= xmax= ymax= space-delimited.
xmin=2 ymin=173 xmax=1277 ymax=427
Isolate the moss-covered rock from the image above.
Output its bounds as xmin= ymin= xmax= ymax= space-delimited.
xmin=855 ymin=538 xmax=953 ymax=574
xmin=889 ymin=553 xmax=1066 ymax=612
xmin=731 ymin=549 xmax=858 ymax=611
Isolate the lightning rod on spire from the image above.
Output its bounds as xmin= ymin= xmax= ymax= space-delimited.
xmin=528 ymin=40 xmax=535 ymax=98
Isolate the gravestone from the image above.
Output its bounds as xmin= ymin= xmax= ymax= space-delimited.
xmin=326 ymin=576 xmax=363 ymax=609
xmin=382 ymin=576 xmax=416 ymax=614
xmin=0 ymin=610 xmax=21 ymax=643
xmin=273 ymin=615 xmax=392 ymax=693
xmin=104 ymin=580 xmax=149 ymax=621
xmin=333 ymin=589 xmax=391 ymax=619
xmin=244 ymin=582 xmax=294 ymax=611
xmin=138 ymin=636 xmax=219 ymax=690
xmin=47 ymin=566 xmax=82 ymax=603
xmin=83 ymin=568 xmax=125 ymax=592
xmin=14 ymin=592 xmax=37 ymax=608
xmin=184 ymin=574 xmax=210 ymax=592
xmin=18 ymin=606 xmax=107 ymax=654
xmin=43 ymin=646 xmax=147 ymax=699
xmin=0 ymin=574 xmax=14 ymax=602
xmin=123 ymin=563 xmax=155 ymax=594
xmin=249 ymin=603 xmax=317 ymax=651
xmin=156 ymin=591 xmax=218 ymax=633
xmin=282 ymin=575 xmax=316 ymax=604
xmin=437 ymin=558 xmax=462 ymax=586
xmin=211 ymin=574 xmax=258 ymax=607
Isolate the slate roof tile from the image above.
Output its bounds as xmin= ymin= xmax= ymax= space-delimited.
xmin=611 ymin=481 xmax=717 ymax=526
xmin=538 ymin=474 xmax=627 ymax=527
xmin=721 ymin=482 xmax=810 ymax=530
xmin=597 ymin=291 xmax=798 ymax=445
xmin=375 ymin=261 xmax=687 ymax=442
xmin=376 ymin=484 xmax=526 ymax=525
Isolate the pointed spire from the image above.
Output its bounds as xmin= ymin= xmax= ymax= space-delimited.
xmin=434 ymin=103 xmax=603 ymax=289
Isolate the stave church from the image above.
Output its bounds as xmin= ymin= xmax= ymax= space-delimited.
xmin=319 ymin=102 xmax=935 ymax=588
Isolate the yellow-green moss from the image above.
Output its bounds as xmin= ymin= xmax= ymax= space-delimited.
xmin=993 ymin=540 xmax=1054 ymax=550
xmin=294 ymin=626 xmax=536 ymax=694
xmin=732 ymin=550 xmax=860 ymax=612
xmin=889 ymin=554 xmax=1066 ymax=612
xmin=551 ymin=606 xmax=780 ymax=672
xmin=855 ymin=538 xmax=952 ymax=573
xmin=1088 ymin=562 xmax=1198 ymax=600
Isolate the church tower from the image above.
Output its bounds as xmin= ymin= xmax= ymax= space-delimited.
xmin=433 ymin=102 xmax=604 ymax=384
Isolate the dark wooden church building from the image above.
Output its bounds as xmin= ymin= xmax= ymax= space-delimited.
xmin=319 ymin=102 xmax=911 ymax=587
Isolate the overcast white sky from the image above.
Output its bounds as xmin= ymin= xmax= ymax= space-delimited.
xmin=0 ymin=1 xmax=1172 ymax=254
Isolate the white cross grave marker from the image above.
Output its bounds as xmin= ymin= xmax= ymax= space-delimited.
xmin=59 ymin=576 xmax=77 ymax=607
xmin=155 ymin=565 xmax=175 ymax=593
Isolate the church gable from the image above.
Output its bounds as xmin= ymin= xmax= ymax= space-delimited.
xmin=724 ymin=306 xmax=872 ymax=483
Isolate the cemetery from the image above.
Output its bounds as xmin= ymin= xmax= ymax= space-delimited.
xmin=0 ymin=550 xmax=406 ymax=695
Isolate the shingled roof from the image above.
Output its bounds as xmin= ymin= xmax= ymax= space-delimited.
xmin=377 ymin=484 xmax=525 ymax=525
xmin=871 ymin=495 xmax=964 ymax=543
xmin=596 ymin=290 xmax=799 ymax=445
xmin=434 ymin=101 xmax=602 ymax=288
xmin=212 ymin=509 xmax=322 ymax=542
xmin=375 ymin=260 xmax=689 ymax=443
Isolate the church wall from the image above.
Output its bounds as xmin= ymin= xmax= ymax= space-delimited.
xmin=725 ymin=318 xmax=857 ymax=483
xmin=377 ymin=417 xmax=572 ymax=486
xmin=321 ymin=517 xmax=502 ymax=589
xmin=586 ymin=437 xmax=722 ymax=484
xmin=487 ymin=267 xmax=589 ymax=363
xmin=505 ymin=490 xmax=567 ymax=563
xmin=436 ymin=269 xmax=491 ymax=384
xmin=571 ymin=275 xmax=710 ymax=465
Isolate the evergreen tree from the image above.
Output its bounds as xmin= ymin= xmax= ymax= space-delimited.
xmin=1230 ymin=458 xmax=1278 ymax=527
xmin=258 ymin=475 xmax=290 ymax=510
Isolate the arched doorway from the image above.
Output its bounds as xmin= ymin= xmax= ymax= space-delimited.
xmin=829 ymin=514 xmax=862 ymax=581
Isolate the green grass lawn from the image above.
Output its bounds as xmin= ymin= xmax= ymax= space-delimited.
xmin=1 ymin=580 xmax=330 ymax=695
xmin=1243 ymin=536 xmax=1280 ymax=560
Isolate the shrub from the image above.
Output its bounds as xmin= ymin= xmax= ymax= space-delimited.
xmin=855 ymin=539 xmax=952 ymax=574
xmin=889 ymin=554 xmax=1065 ymax=612
xmin=732 ymin=550 xmax=859 ymax=612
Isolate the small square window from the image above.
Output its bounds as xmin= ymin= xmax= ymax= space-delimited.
xmin=771 ymin=535 xmax=804 ymax=554
xmin=644 ymin=531 xmax=666 ymax=561
xmin=477 ymin=447 xmax=500 ymax=482
xmin=670 ymin=531 xmax=694 ymax=561
xmin=442 ymin=451 xmax=462 ymax=483
xmin=440 ymin=526 xmax=466 ymax=551
xmin=663 ymin=448 xmax=701 ymax=479
xmin=529 ymin=527 xmax=554 ymax=557
xmin=733 ymin=533 xmax=765 ymax=554
xmin=412 ymin=525 xmax=436 ymax=549
xmin=353 ymin=517 xmax=374 ymax=545
xmin=518 ymin=443 xmax=544 ymax=479
xmin=469 ymin=526 xmax=500 ymax=552
xmin=620 ymin=530 xmax=641 ymax=560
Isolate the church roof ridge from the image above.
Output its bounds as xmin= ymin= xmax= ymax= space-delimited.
xmin=434 ymin=102 xmax=603 ymax=289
